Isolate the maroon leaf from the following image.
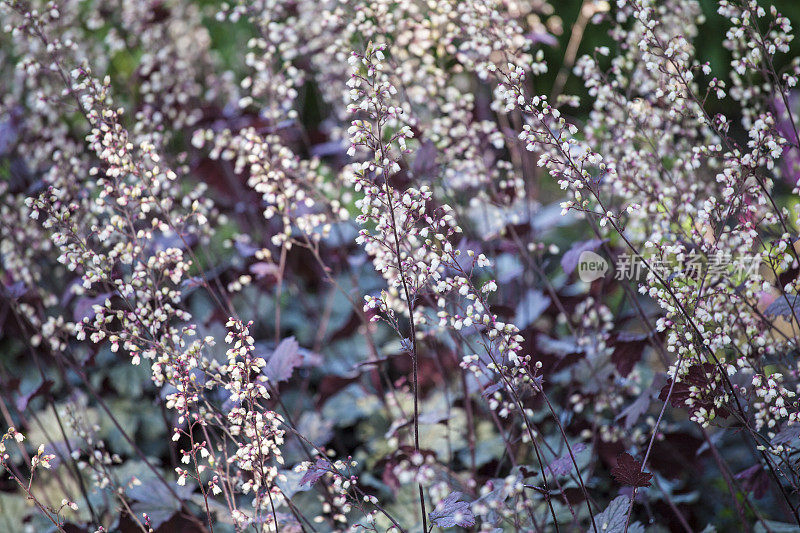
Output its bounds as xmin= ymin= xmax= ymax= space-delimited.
xmin=659 ymin=363 xmax=729 ymax=420
xmin=299 ymin=458 xmax=329 ymax=487
xmin=411 ymin=140 xmax=438 ymax=180
xmin=610 ymin=332 xmax=648 ymax=377
xmin=649 ymin=431 xmax=705 ymax=480
xmin=526 ymin=31 xmax=558 ymax=47
xmin=772 ymin=425 xmax=800 ymax=447
xmin=611 ymin=452 xmax=652 ymax=488
xmin=234 ymin=240 xmax=259 ymax=258
xmin=4 ymin=281 xmax=27 ymax=300
xmin=481 ymin=382 xmax=503 ymax=399
xmin=735 ymin=465 xmax=769 ymax=500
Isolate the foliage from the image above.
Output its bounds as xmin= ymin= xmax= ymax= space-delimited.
xmin=1 ymin=0 xmax=800 ymax=531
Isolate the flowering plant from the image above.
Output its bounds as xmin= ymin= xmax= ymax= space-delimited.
xmin=2 ymin=0 xmax=800 ymax=531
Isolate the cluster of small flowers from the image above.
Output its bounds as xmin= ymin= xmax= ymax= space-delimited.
xmin=565 ymin=298 xmax=649 ymax=443
xmin=720 ymin=1 xmax=796 ymax=125
xmin=12 ymin=56 xmax=212 ymax=375
xmin=347 ymin=45 xmax=534 ymax=397
xmin=0 ymin=0 xmax=224 ymax=335
xmin=751 ymin=373 xmax=798 ymax=432
xmin=217 ymin=0 xmax=305 ymax=121
xmin=60 ymin=400 xmax=140 ymax=510
xmin=0 ymin=0 xmax=102 ymax=337
xmin=6 ymin=0 xmax=800 ymax=529
xmin=218 ymin=319 xmax=285 ymax=516
xmin=470 ymin=474 xmax=531 ymax=530
xmin=293 ymin=456 xmax=382 ymax=527
xmin=345 ymin=45 xmax=459 ymax=318
xmin=559 ymin=0 xmax=800 ymax=439
xmin=0 ymin=426 xmax=27 ymax=459
xmin=0 ymin=7 xmax=307 ymax=528
xmin=0 ymin=427 xmax=79 ymax=526
xmin=490 ymin=56 xmax=622 ymax=228
xmin=192 ymin=126 xmax=348 ymax=249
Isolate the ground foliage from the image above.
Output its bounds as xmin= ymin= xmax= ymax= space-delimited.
xmin=1 ymin=0 xmax=800 ymax=532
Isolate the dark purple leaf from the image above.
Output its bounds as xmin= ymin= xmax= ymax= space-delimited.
xmin=4 ymin=281 xmax=27 ymax=300
xmin=771 ymin=425 xmax=800 ymax=447
xmin=310 ymin=141 xmax=347 ymax=158
xmin=735 ymin=465 xmax=769 ymax=499
xmin=659 ymin=363 xmax=729 ymax=420
xmin=764 ymin=294 xmax=800 ymax=319
xmin=298 ymin=347 xmax=323 ymax=367
xmin=181 ymin=277 xmax=204 ymax=290
xmin=429 ymin=492 xmax=475 ymax=529
xmin=561 ymin=239 xmax=605 ymax=275
xmin=73 ymin=293 xmax=112 ymax=323
xmin=610 ymin=332 xmax=648 ymax=377
xmin=234 ymin=240 xmax=259 ymax=258
xmin=411 ymin=141 xmax=438 ymax=179
xmin=150 ymin=233 xmax=195 ymax=253
xmin=481 ymin=382 xmax=504 ymax=399
xmin=547 ymin=443 xmax=587 ymax=476
xmin=526 ymin=32 xmax=558 ymax=47
xmin=536 ymin=335 xmax=584 ymax=357
xmin=515 ymin=289 xmax=551 ymax=329
xmin=263 ymin=337 xmax=302 ymax=383
xmin=616 ymin=383 xmax=655 ymax=430
xmin=611 ymin=452 xmax=652 ymax=488
xmin=649 ymin=432 xmax=705 ymax=480
xmin=15 ymin=380 xmax=53 ymax=411
xmin=299 ymin=458 xmax=329 ymax=487
xmin=0 ymin=110 xmax=20 ymax=155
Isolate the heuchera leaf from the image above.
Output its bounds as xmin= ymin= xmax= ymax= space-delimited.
xmin=658 ymin=363 xmax=729 ymax=419
xmin=428 ymin=492 xmax=475 ymax=529
xmin=590 ymin=495 xmax=645 ymax=533
xmin=4 ymin=281 xmax=27 ymax=300
xmin=616 ymin=382 xmax=656 ymax=430
xmin=610 ymin=332 xmax=648 ymax=377
xmin=299 ymin=458 xmax=329 ymax=487
xmin=263 ymin=337 xmax=301 ymax=383
xmin=561 ymin=239 xmax=605 ymax=275
xmin=546 ymin=443 xmax=587 ymax=476
xmin=15 ymin=379 xmax=53 ymax=411
xmin=771 ymin=425 xmax=800 ymax=448
xmin=127 ymin=478 xmax=194 ymax=531
xmin=249 ymin=261 xmax=280 ymax=279
xmin=411 ymin=140 xmax=438 ymax=180
xmin=73 ymin=292 xmax=112 ymax=323
xmin=611 ymin=452 xmax=652 ymax=488
xmin=481 ymin=382 xmax=504 ymax=399
xmin=764 ymin=294 xmax=800 ymax=319
xmin=735 ymin=465 xmax=769 ymax=500
xmin=515 ymin=289 xmax=551 ymax=329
